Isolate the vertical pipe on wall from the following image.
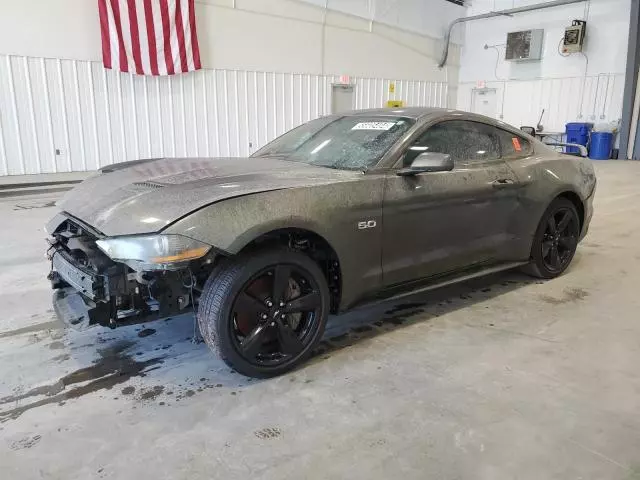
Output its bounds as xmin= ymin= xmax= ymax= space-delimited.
xmin=323 ymin=75 xmax=329 ymax=115
xmin=290 ymin=73 xmax=295 ymax=127
xmin=24 ymin=57 xmax=41 ymax=173
xmin=191 ymin=73 xmax=199 ymax=156
xmin=144 ymin=76 xmax=152 ymax=157
xmin=179 ymin=75 xmax=187 ymax=156
xmin=167 ymin=76 xmax=176 ymax=157
xmin=315 ymin=76 xmax=320 ymax=118
xmin=272 ymin=73 xmax=278 ymax=137
xmin=282 ymin=74 xmax=287 ymax=133
xmin=102 ymin=68 xmax=114 ymax=166
xmin=244 ymin=70 xmax=250 ymax=152
xmin=591 ymin=74 xmax=601 ymax=120
xmin=116 ymin=72 xmax=127 ymax=160
xmin=320 ymin=0 xmax=328 ymax=76
xmin=87 ymin=63 xmax=101 ymax=170
xmin=223 ymin=70 xmax=231 ymax=155
xmin=368 ymin=0 xmax=375 ymax=32
xmin=6 ymin=56 xmax=25 ymax=174
xmin=373 ymin=78 xmax=378 ymax=108
xmin=212 ymin=70 xmax=220 ymax=156
xmin=262 ymin=72 xmax=268 ymax=143
xmin=40 ymin=58 xmax=56 ymax=173
xmin=72 ymin=61 xmax=87 ymax=171
xmin=601 ymin=74 xmax=611 ymax=119
xmin=306 ymin=74 xmax=311 ymax=121
xmin=298 ymin=74 xmax=303 ymax=125
xmin=253 ymin=71 xmax=259 ymax=151
xmin=155 ymin=76 xmax=164 ymax=157
xmin=234 ymin=70 xmax=240 ymax=155
xmin=202 ymin=71 xmax=210 ymax=156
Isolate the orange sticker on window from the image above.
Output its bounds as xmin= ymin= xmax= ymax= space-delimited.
xmin=512 ymin=137 xmax=522 ymax=151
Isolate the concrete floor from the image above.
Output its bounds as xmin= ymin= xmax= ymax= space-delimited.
xmin=1 ymin=161 xmax=640 ymax=479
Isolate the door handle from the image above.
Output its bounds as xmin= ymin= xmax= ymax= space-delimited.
xmin=492 ymin=178 xmax=515 ymax=188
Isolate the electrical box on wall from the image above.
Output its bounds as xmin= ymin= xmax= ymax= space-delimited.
xmin=562 ymin=20 xmax=587 ymax=54
xmin=505 ymin=29 xmax=544 ymax=61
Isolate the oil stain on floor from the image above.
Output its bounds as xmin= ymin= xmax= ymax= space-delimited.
xmin=0 ymin=341 xmax=164 ymax=422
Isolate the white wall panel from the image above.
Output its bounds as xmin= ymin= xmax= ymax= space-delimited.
xmin=457 ymin=74 xmax=625 ymax=133
xmin=0 ymin=54 xmax=447 ymax=176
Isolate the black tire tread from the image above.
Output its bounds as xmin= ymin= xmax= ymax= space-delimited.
xmin=197 ymin=248 xmax=329 ymax=377
xmin=524 ymin=197 xmax=579 ymax=279
xmin=197 ymin=257 xmax=243 ymax=363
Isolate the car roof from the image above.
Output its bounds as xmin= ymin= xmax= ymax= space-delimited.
xmin=342 ymin=107 xmax=456 ymax=120
xmin=341 ymin=107 xmax=527 ymax=135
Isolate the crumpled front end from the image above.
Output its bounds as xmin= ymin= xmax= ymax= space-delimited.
xmin=46 ymin=214 xmax=205 ymax=330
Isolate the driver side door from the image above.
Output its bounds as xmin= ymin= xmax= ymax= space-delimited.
xmin=381 ymin=120 xmax=521 ymax=287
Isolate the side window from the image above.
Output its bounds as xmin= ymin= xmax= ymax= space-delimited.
xmin=403 ymin=120 xmax=500 ymax=167
xmin=495 ymin=129 xmax=532 ymax=158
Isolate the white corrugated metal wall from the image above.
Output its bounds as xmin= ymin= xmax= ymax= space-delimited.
xmin=0 ymin=54 xmax=448 ymax=176
xmin=458 ymin=73 xmax=625 ymax=133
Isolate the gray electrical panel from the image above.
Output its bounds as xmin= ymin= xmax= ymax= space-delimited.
xmin=562 ymin=20 xmax=586 ymax=54
xmin=505 ymin=29 xmax=544 ymax=61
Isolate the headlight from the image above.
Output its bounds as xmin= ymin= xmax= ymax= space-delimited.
xmin=96 ymin=234 xmax=211 ymax=271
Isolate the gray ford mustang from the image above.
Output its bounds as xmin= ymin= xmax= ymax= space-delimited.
xmin=46 ymin=107 xmax=596 ymax=377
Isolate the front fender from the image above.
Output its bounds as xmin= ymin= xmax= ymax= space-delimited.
xmin=163 ymin=178 xmax=386 ymax=309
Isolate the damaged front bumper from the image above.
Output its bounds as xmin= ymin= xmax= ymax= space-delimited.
xmin=47 ymin=215 xmax=198 ymax=330
xmin=52 ymin=288 xmax=111 ymax=330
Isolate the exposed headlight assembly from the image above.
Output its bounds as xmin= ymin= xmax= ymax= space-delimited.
xmin=96 ymin=234 xmax=211 ymax=271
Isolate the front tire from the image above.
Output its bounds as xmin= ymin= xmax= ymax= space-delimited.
xmin=197 ymin=248 xmax=330 ymax=378
xmin=524 ymin=197 xmax=580 ymax=279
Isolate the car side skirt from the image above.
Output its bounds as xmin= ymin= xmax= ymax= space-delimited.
xmin=344 ymin=260 xmax=529 ymax=311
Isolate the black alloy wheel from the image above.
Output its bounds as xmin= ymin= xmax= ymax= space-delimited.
xmin=541 ymin=207 xmax=579 ymax=273
xmin=198 ymin=249 xmax=330 ymax=378
xmin=231 ymin=264 xmax=322 ymax=366
xmin=524 ymin=197 xmax=580 ymax=279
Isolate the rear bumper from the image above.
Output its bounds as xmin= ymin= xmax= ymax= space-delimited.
xmin=580 ymin=187 xmax=595 ymax=241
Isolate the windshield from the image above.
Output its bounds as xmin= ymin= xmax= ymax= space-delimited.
xmin=252 ymin=115 xmax=414 ymax=170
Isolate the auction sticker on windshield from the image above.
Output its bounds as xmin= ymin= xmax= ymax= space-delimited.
xmin=352 ymin=122 xmax=396 ymax=131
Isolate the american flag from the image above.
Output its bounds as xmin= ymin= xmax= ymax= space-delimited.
xmin=98 ymin=0 xmax=202 ymax=75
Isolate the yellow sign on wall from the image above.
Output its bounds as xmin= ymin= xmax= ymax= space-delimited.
xmin=389 ymin=82 xmax=395 ymax=93
xmin=386 ymin=100 xmax=404 ymax=108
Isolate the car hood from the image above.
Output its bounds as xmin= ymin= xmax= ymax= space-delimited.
xmin=57 ymin=156 xmax=360 ymax=236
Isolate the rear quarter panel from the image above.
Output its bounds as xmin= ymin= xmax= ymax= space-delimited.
xmin=163 ymin=175 xmax=386 ymax=309
xmin=507 ymin=143 xmax=596 ymax=258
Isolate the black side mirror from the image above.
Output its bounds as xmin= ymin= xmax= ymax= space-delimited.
xmin=397 ymin=152 xmax=453 ymax=176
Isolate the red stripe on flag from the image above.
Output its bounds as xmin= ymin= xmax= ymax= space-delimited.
xmin=159 ymin=0 xmax=174 ymax=75
xmin=174 ymin=0 xmax=189 ymax=73
xmin=98 ymin=0 xmax=112 ymax=69
xmin=127 ymin=0 xmax=144 ymax=75
xmin=109 ymin=0 xmax=129 ymax=72
xmin=143 ymin=0 xmax=159 ymax=75
xmin=188 ymin=0 xmax=201 ymax=70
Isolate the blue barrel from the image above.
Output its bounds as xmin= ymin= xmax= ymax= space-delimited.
xmin=565 ymin=122 xmax=593 ymax=154
xmin=589 ymin=132 xmax=614 ymax=160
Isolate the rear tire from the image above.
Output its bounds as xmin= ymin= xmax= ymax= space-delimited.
xmin=523 ymin=197 xmax=580 ymax=279
xmin=197 ymin=248 xmax=330 ymax=378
